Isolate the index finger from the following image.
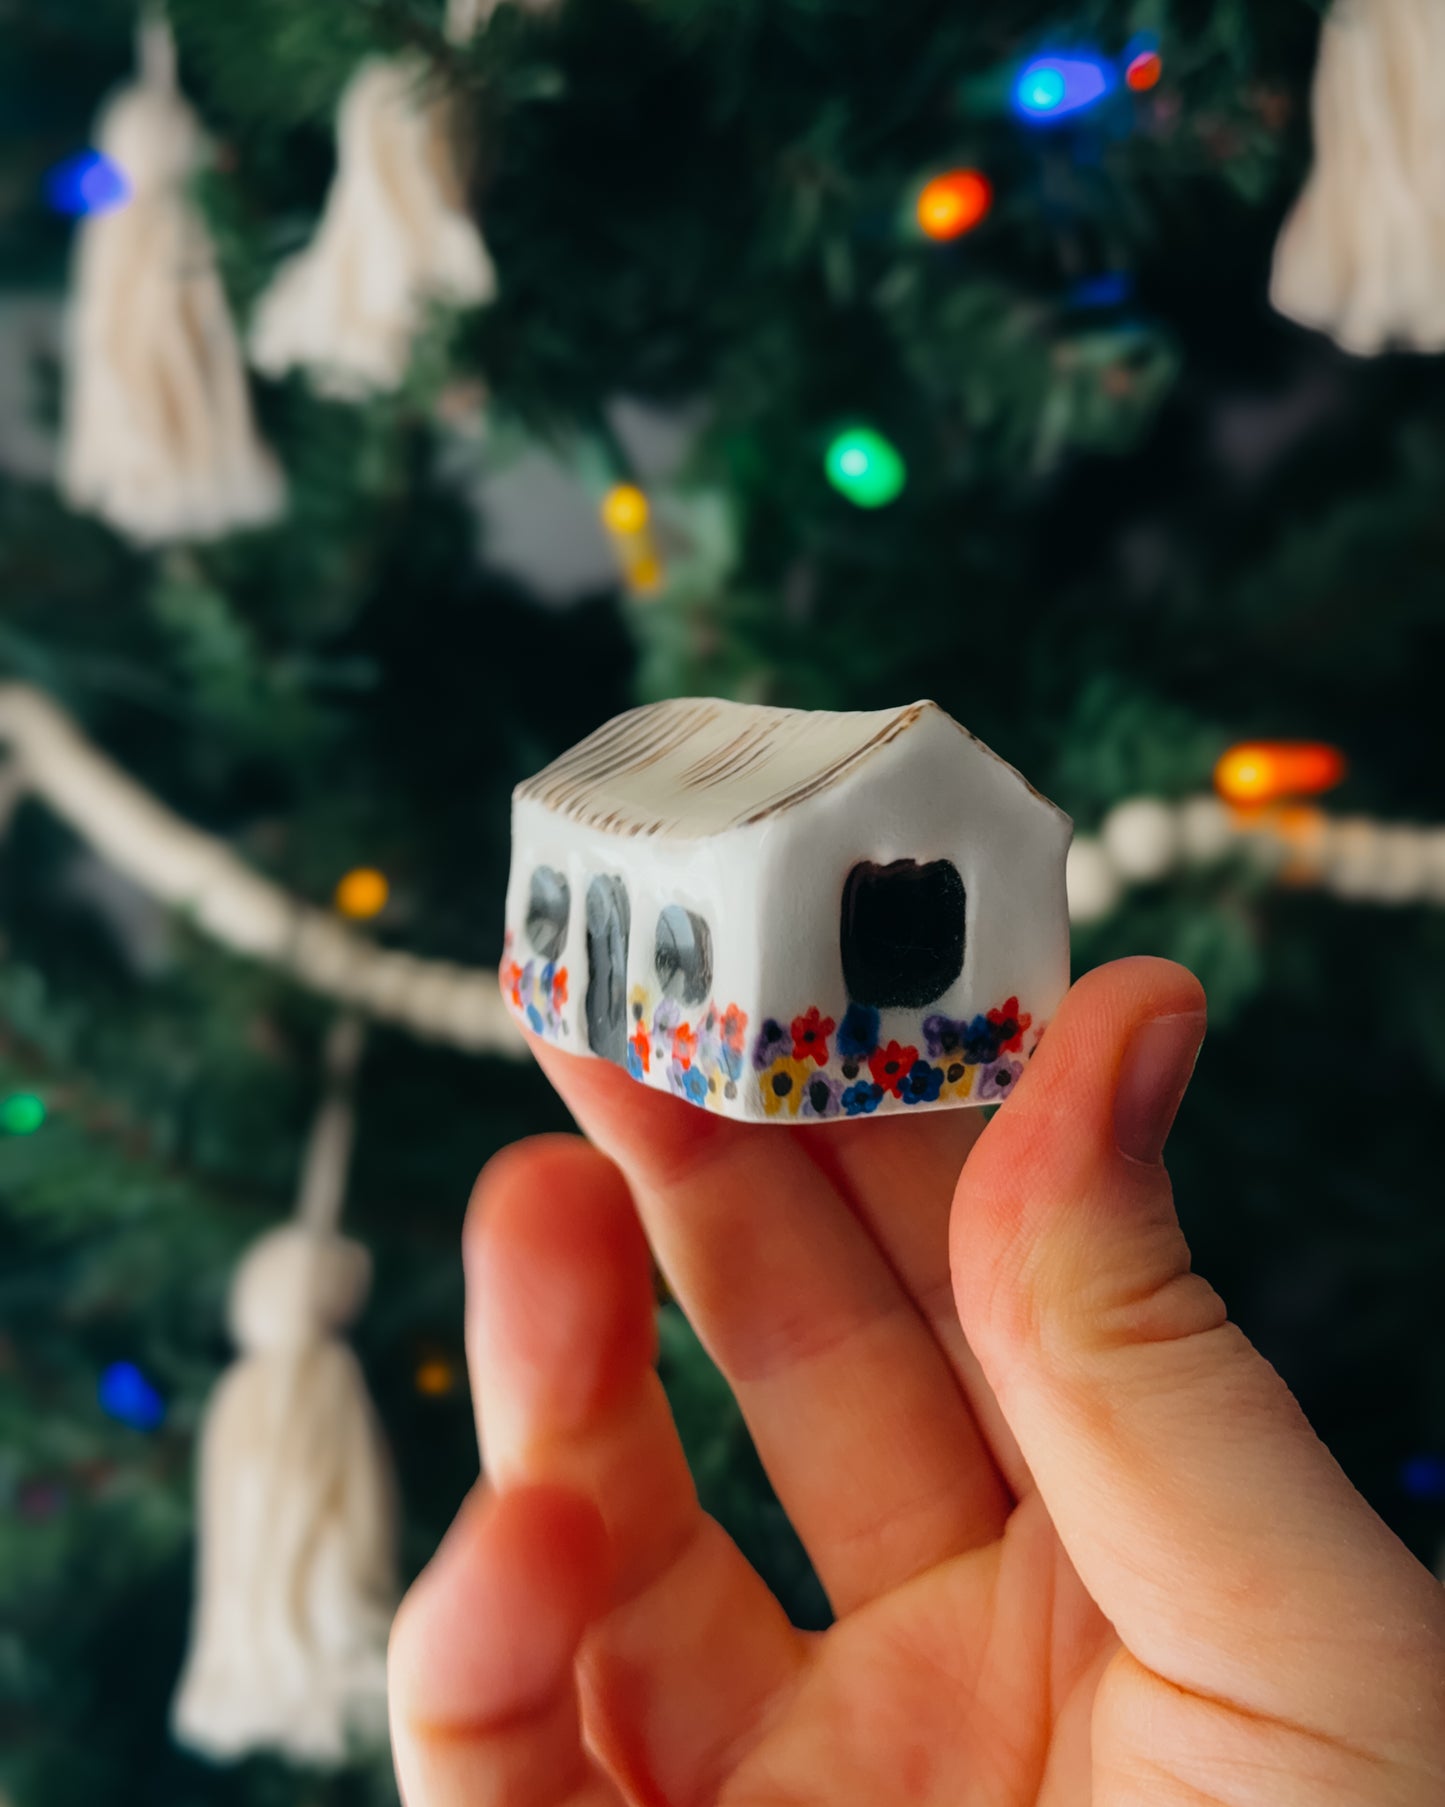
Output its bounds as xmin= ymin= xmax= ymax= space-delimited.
xmin=530 ymin=1035 xmax=1011 ymax=1614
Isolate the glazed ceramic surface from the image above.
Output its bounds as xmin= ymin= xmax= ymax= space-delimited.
xmin=504 ymin=698 xmax=1072 ymax=1122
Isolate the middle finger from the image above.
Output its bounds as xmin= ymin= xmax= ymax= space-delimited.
xmin=534 ymin=1039 xmax=1012 ymax=1616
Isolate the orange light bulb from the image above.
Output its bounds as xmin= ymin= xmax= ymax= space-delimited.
xmin=916 ymin=170 xmax=993 ymax=242
xmin=415 ymin=1357 xmax=457 ymax=1397
xmin=334 ymin=867 xmax=390 ymax=920
xmin=1214 ymin=743 xmax=1347 ymax=806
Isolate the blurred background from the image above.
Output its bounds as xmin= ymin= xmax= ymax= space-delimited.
xmin=3 ymin=1 xmax=1445 ymax=1802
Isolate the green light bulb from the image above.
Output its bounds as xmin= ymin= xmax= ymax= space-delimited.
xmin=824 ymin=428 xmax=907 ymax=508
xmin=1 ymin=1092 xmax=46 ymax=1135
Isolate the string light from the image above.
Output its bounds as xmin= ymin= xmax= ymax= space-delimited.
xmin=599 ymin=483 xmax=665 ymax=596
xmin=916 ymin=170 xmax=993 ymax=242
xmin=334 ymin=867 xmax=390 ymax=920
xmin=1215 ymin=743 xmax=1347 ymax=806
xmin=414 ymin=1356 xmax=458 ymax=1397
xmin=1014 ymin=53 xmax=1115 ymax=123
xmin=98 ymin=1360 xmax=166 ymax=1432
xmin=45 ymin=149 xmax=130 ymax=217
xmin=1126 ymin=48 xmax=1163 ymax=92
xmin=1 ymin=1092 xmax=46 ymax=1135
xmin=824 ymin=427 xmax=907 ymax=509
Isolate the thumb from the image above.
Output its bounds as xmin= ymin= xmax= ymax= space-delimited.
xmin=954 ymin=957 xmax=1444 ymax=1723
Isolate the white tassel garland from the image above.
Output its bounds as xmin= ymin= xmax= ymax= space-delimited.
xmin=249 ymin=54 xmax=495 ymax=399
xmin=172 ymin=1019 xmax=397 ymax=1766
xmin=1271 ymin=0 xmax=1445 ymax=355
xmin=60 ymin=16 xmax=284 ymax=543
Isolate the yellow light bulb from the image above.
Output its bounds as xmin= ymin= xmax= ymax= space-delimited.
xmin=601 ymin=484 xmax=649 ymax=535
xmin=415 ymin=1357 xmax=457 ymax=1397
xmin=334 ymin=867 xmax=389 ymax=920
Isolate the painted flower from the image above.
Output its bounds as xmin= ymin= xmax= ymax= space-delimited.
xmin=652 ymin=997 xmax=683 ymax=1036
xmin=941 ymin=1059 xmax=976 ymax=1100
xmin=977 ymin=1056 xmax=1024 ymax=1102
xmin=670 ymin=1060 xmax=710 ymax=1106
xmin=841 ymin=1080 xmax=885 ymax=1117
xmin=869 ymin=1040 xmax=918 ymax=1097
xmin=761 ymin=1056 xmax=808 ymax=1117
xmin=526 ymin=1003 xmax=545 ymax=1034
xmin=552 ymin=966 xmax=569 ymax=1008
xmin=720 ymin=1043 xmax=744 ymax=1083
xmin=790 ymin=1007 xmax=836 ymax=1066
xmin=922 ymin=1013 xmax=967 ymax=1060
xmin=987 ymin=997 xmax=1032 ymax=1056
xmin=837 ymin=1003 xmax=881 ymax=1059
xmin=900 ymin=1059 xmax=945 ymax=1106
xmin=673 ymin=1022 xmax=698 ymax=1068
xmin=720 ymin=1004 xmax=749 ymax=1051
xmin=630 ymin=983 xmax=649 ymax=1023
xmin=502 ymin=960 xmax=524 ymax=1009
xmin=800 ymin=1071 xmax=843 ymax=1120
xmin=752 ymin=1019 xmax=791 ymax=1071
xmin=962 ymin=1014 xmax=1003 ymax=1066
xmin=630 ymin=1022 xmax=651 ymax=1076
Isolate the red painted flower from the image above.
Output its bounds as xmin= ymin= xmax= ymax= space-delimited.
xmin=673 ymin=1023 xmax=698 ymax=1068
xmin=501 ymin=960 xmax=524 ymax=1008
xmin=869 ymin=1041 xmax=918 ymax=1096
xmin=987 ymin=997 xmax=1032 ymax=1055
xmin=791 ymin=1006 xmax=836 ymax=1065
xmin=552 ymin=966 xmax=569 ymax=1007
xmin=720 ymin=1004 xmax=748 ymax=1051
xmin=631 ymin=1023 xmax=651 ymax=1074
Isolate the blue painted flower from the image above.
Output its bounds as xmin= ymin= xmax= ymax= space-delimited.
xmin=900 ymin=1059 xmax=945 ymax=1106
xmin=963 ymin=1014 xmax=1003 ymax=1065
xmin=720 ymin=1043 xmax=744 ymax=1082
xmin=540 ymin=960 xmax=556 ymax=993
xmin=836 ymin=1003 xmax=881 ymax=1059
xmin=681 ymin=1064 xmax=710 ymax=1106
xmin=800 ymin=1072 xmax=843 ymax=1119
xmin=841 ymin=1080 xmax=885 ymax=1117
xmin=752 ymin=1018 xmax=790 ymax=1070
xmin=626 ymin=1044 xmax=645 ymax=1081
xmin=525 ymin=1003 xmax=545 ymax=1034
xmin=977 ymin=1057 xmax=1024 ymax=1102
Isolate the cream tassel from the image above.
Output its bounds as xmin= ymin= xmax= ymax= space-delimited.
xmin=172 ymin=1017 xmax=398 ymax=1765
xmin=60 ymin=13 xmax=285 ymax=543
xmin=249 ymin=1 xmax=495 ymax=399
xmin=1271 ymin=0 xmax=1445 ymax=355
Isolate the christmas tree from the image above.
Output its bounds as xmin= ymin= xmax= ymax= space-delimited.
xmin=4 ymin=2 xmax=1445 ymax=1803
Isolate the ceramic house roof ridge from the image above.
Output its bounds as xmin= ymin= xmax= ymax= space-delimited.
xmin=514 ymin=696 xmax=1068 ymax=841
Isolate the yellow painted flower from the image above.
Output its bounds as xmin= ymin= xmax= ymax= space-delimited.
xmin=941 ymin=1059 xmax=976 ymax=1101
xmin=629 ymin=983 xmax=650 ymax=1025
xmin=761 ymin=1056 xmax=809 ymax=1118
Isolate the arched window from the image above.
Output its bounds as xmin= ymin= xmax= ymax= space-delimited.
xmin=525 ymin=866 xmax=571 ymax=960
xmin=584 ymin=875 xmax=631 ymax=1064
xmin=654 ymin=905 xmax=712 ymax=1004
xmin=840 ymin=859 xmax=965 ymax=1010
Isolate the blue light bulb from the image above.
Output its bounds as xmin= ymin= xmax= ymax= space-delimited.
xmin=98 ymin=1360 xmax=166 ymax=1432
xmin=1014 ymin=54 xmax=1115 ymax=123
xmin=45 ymin=150 xmax=131 ymax=218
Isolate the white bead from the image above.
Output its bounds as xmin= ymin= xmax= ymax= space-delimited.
xmin=1176 ymin=796 xmax=1234 ymax=864
xmin=1321 ymin=819 xmax=1380 ymax=899
xmin=1067 ymin=836 xmax=1123 ymax=924
xmin=1100 ymin=797 xmax=1179 ymax=883
xmin=1419 ymin=830 xmax=1445 ymax=904
xmin=1370 ymin=827 xmax=1427 ymax=904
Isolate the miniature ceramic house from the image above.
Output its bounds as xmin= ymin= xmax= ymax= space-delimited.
xmin=503 ymin=698 xmax=1072 ymax=1122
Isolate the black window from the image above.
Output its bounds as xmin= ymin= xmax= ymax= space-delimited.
xmin=585 ymin=875 xmax=631 ymax=1064
xmin=654 ymin=905 xmax=712 ymax=1004
xmin=525 ymin=866 xmax=571 ymax=960
xmin=840 ymin=859 xmax=965 ymax=1010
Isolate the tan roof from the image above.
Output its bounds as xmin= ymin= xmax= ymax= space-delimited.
xmin=514 ymin=697 xmax=1052 ymax=840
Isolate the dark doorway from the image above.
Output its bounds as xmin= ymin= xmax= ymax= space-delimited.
xmin=841 ymin=859 xmax=966 ymax=1009
xmin=585 ymin=874 xmax=631 ymax=1064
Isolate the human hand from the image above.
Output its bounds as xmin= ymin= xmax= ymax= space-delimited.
xmin=389 ymin=956 xmax=1445 ymax=1805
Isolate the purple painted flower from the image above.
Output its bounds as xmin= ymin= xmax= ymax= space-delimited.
xmin=923 ymin=1014 xmax=967 ymax=1060
xmin=652 ymin=997 xmax=683 ymax=1036
xmin=752 ymin=1018 xmax=790 ymax=1070
xmin=800 ymin=1071 xmax=843 ymax=1119
xmin=977 ymin=1056 xmax=1024 ymax=1101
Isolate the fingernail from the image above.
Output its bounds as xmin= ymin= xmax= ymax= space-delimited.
xmin=1113 ymin=1012 xmax=1206 ymax=1165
